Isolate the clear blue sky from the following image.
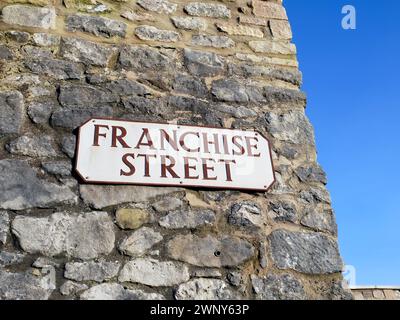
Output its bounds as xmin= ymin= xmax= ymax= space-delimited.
xmin=285 ymin=0 xmax=400 ymax=286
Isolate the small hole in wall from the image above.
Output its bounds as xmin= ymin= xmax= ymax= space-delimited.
xmin=214 ymin=250 xmax=221 ymax=257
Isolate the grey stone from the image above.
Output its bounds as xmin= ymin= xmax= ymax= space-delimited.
xmin=3 ymin=74 xmax=40 ymax=86
xmin=0 ymin=90 xmax=24 ymax=134
xmin=80 ymin=184 xmax=181 ymax=209
xmin=60 ymin=281 xmax=88 ymax=296
xmin=301 ymin=209 xmax=337 ymax=235
xmin=118 ymin=227 xmax=163 ymax=257
xmin=119 ymin=45 xmax=171 ymax=72
xmin=22 ymin=45 xmax=53 ymax=59
xmin=159 ymin=209 xmax=215 ymax=229
xmin=122 ymin=96 xmax=167 ymax=118
xmin=60 ymin=37 xmax=117 ymax=67
xmin=12 ymin=211 xmax=115 ymax=260
xmin=135 ymin=25 xmax=180 ymax=42
xmin=0 ymin=44 xmax=13 ymax=60
xmin=152 ymin=197 xmax=183 ymax=212
xmin=192 ymin=35 xmax=234 ymax=49
xmin=51 ymin=106 xmax=113 ymax=129
xmin=265 ymin=110 xmax=315 ymax=145
xmin=66 ymin=14 xmax=127 ymax=38
xmin=42 ymin=160 xmax=72 ymax=177
xmin=269 ymin=229 xmax=343 ymax=274
xmin=264 ymin=86 xmax=306 ymax=106
xmin=191 ymin=268 xmax=222 ymax=278
xmin=1 ymin=5 xmax=56 ymax=29
xmin=0 ymin=251 xmax=25 ymax=267
xmin=215 ymin=104 xmax=257 ymax=119
xmin=251 ymin=274 xmax=306 ymax=300
xmin=119 ymin=258 xmax=190 ymax=286
xmin=58 ymin=84 xmax=118 ymax=108
xmin=137 ymin=0 xmax=177 ymax=14
xmin=259 ymin=241 xmax=268 ymax=268
xmin=184 ymin=3 xmax=231 ymax=18
xmin=27 ymin=100 xmax=56 ymax=124
xmin=227 ymin=272 xmax=242 ymax=287
xmin=212 ymin=79 xmax=249 ymax=103
xmin=167 ymin=234 xmax=255 ymax=267
xmin=32 ymin=33 xmax=60 ymax=46
xmin=61 ymin=135 xmax=76 ymax=158
xmin=25 ymin=57 xmax=83 ymax=80
xmin=184 ymin=49 xmax=225 ymax=77
xmin=295 ymin=164 xmax=327 ymax=184
xmin=4 ymin=30 xmax=30 ymax=43
xmin=171 ymin=16 xmax=207 ymax=31
xmin=32 ymin=257 xmax=60 ymax=268
xmin=105 ymin=79 xmax=148 ymax=97
xmin=6 ymin=134 xmax=58 ymax=158
xmin=300 ymin=187 xmax=331 ymax=205
xmin=269 ymin=200 xmax=297 ymax=222
xmin=0 ymin=269 xmax=55 ymax=300
xmin=0 ymin=160 xmax=77 ymax=210
xmin=172 ymin=73 xmax=208 ymax=97
xmin=228 ymin=201 xmax=262 ymax=228
xmin=0 ymin=211 xmax=9 ymax=244
xmin=65 ymin=260 xmax=120 ymax=282
xmin=80 ymin=283 xmax=165 ymax=300
xmin=175 ymin=279 xmax=238 ymax=300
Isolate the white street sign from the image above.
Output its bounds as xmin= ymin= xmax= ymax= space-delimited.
xmin=75 ymin=118 xmax=275 ymax=191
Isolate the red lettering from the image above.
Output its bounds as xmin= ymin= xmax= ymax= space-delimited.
xmin=245 ymin=136 xmax=261 ymax=157
xmin=201 ymin=158 xmax=217 ymax=181
xmin=135 ymin=128 xmax=155 ymax=149
xmin=180 ymin=132 xmax=200 ymax=152
xmin=112 ymin=126 xmax=130 ymax=148
xmin=184 ymin=157 xmax=199 ymax=179
xmin=160 ymin=155 xmax=179 ymax=178
xmin=219 ymin=159 xmax=236 ymax=182
xmin=137 ymin=154 xmax=157 ymax=177
xmin=93 ymin=124 xmax=109 ymax=146
xmin=120 ymin=153 xmax=135 ymax=176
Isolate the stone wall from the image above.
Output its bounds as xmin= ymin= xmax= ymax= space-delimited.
xmin=0 ymin=0 xmax=350 ymax=300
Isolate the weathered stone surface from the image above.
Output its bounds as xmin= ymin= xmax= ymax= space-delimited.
xmin=236 ymin=52 xmax=298 ymax=68
xmin=0 ymin=160 xmax=77 ymax=210
xmin=119 ymin=258 xmax=190 ymax=286
xmin=6 ymin=134 xmax=58 ymax=158
xmin=12 ymin=212 xmax=115 ymax=260
xmin=301 ymin=209 xmax=337 ymax=235
xmin=42 ymin=160 xmax=72 ymax=177
xmin=51 ymin=106 xmax=113 ymax=129
xmin=167 ymin=234 xmax=255 ymax=267
xmin=239 ymin=15 xmax=268 ymax=26
xmin=0 ymin=251 xmax=25 ymax=267
xmin=1 ymin=5 xmax=56 ymax=29
xmin=118 ymin=227 xmax=163 ymax=257
xmin=191 ymin=268 xmax=222 ymax=278
xmin=105 ymin=79 xmax=149 ymax=97
xmin=269 ymin=200 xmax=297 ymax=222
xmin=4 ymin=30 xmax=30 ymax=43
xmin=216 ymin=23 xmax=264 ymax=38
xmin=27 ymin=100 xmax=55 ymax=124
xmin=135 ymin=25 xmax=180 ymax=42
xmin=58 ymin=84 xmax=118 ymax=108
xmin=300 ymin=187 xmax=331 ymax=205
xmin=64 ymin=260 xmax=120 ymax=282
xmin=60 ymin=37 xmax=117 ymax=67
xmin=159 ymin=209 xmax=215 ymax=229
xmin=115 ymin=208 xmax=151 ymax=230
xmin=251 ymin=274 xmax=306 ymax=300
xmin=172 ymin=73 xmax=208 ymax=97
xmin=0 ymin=91 xmax=24 ymax=134
xmin=80 ymin=184 xmax=181 ymax=209
xmin=61 ymin=135 xmax=76 ymax=158
xmin=25 ymin=57 xmax=84 ymax=80
xmin=295 ymin=164 xmax=327 ymax=184
xmin=212 ymin=79 xmax=264 ymax=104
xmin=215 ymin=104 xmax=257 ymax=119
xmin=80 ymin=283 xmax=165 ymax=300
xmin=269 ymin=20 xmax=292 ymax=40
xmin=264 ymin=86 xmax=306 ymax=106
xmin=228 ymin=201 xmax=262 ymax=228
xmin=60 ymin=281 xmax=88 ymax=296
xmin=184 ymin=49 xmax=224 ymax=77
xmin=0 ymin=212 xmax=9 ymax=245
xmin=265 ymin=111 xmax=315 ymax=145
xmin=119 ymin=45 xmax=171 ymax=72
xmin=0 ymin=269 xmax=55 ymax=300
xmin=32 ymin=257 xmax=60 ymax=268
xmin=121 ymin=10 xmax=155 ymax=22
xmin=152 ymin=197 xmax=183 ymax=212
xmin=137 ymin=0 xmax=177 ymax=14
xmin=249 ymin=41 xmax=296 ymax=55
xmin=171 ymin=16 xmax=207 ymax=31
xmin=32 ymin=33 xmax=60 ymax=46
xmin=252 ymin=1 xmax=288 ymax=20
xmin=269 ymin=230 xmax=343 ymax=274
xmin=192 ymin=34 xmax=234 ymax=48
xmin=185 ymin=3 xmax=230 ymax=18
xmin=0 ymin=44 xmax=13 ymax=60
xmin=175 ymin=279 xmax=238 ymax=300
xmin=66 ymin=14 xmax=127 ymax=38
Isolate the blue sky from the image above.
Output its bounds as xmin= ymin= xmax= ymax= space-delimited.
xmin=285 ymin=0 xmax=400 ymax=285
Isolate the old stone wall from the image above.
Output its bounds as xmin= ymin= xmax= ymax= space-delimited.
xmin=0 ymin=0 xmax=350 ymax=300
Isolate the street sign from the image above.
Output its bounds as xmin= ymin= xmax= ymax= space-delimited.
xmin=75 ymin=118 xmax=275 ymax=191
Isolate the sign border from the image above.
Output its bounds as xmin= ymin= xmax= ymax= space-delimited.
xmin=74 ymin=117 xmax=276 ymax=193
